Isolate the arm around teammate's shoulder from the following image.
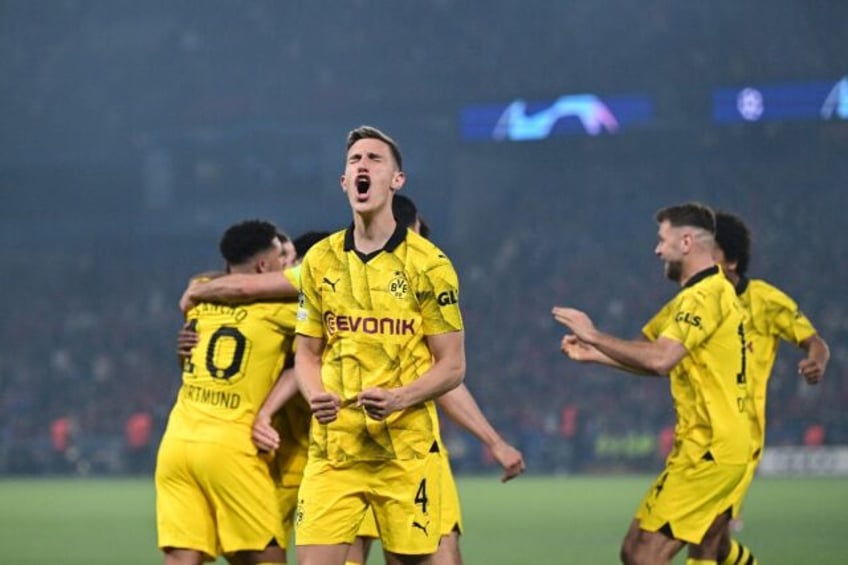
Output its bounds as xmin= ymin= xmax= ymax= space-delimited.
xmin=182 ymin=271 xmax=297 ymax=310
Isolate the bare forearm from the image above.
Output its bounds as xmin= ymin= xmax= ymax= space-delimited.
xmin=294 ymin=355 xmax=324 ymax=401
xmin=591 ymin=332 xmax=666 ymax=376
xmin=190 ymin=272 xmax=297 ymax=304
xmin=798 ymin=334 xmax=829 ymax=384
xmin=189 ymin=274 xmax=255 ymax=304
xmin=259 ymin=368 xmax=300 ymax=418
xmin=586 ymin=350 xmax=656 ymax=375
xmin=804 ymin=335 xmax=830 ymax=365
xmin=397 ymin=357 xmax=464 ymax=409
xmin=437 ymin=384 xmax=502 ymax=447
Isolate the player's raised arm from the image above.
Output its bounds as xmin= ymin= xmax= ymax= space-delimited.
xmin=558 ymin=330 xmax=664 ymax=376
xmin=553 ymin=306 xmax=682 ymax=376
xmin=180 ymin=270 xmax=299 ymax=312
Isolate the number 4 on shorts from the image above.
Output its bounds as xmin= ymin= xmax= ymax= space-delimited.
xmin=415 ymin=479 xmax=428 ymax=514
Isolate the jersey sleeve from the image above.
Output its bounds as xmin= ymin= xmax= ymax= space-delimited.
xmin=295 ymin=253 xmax=324 ymax=338
xmin=283 ymin=265 xmax=302 ymax=292
xmin=762 ymin=284 xmax=818 ymax=346
xmin=657 ymin=291 xmax=718 ymax=352
xmin=642 ymin=302 xmax=673 ymax=341
xmin=417 ymin=257 xmax=464 ymax=336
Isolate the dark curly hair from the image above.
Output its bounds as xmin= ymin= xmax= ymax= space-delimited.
xmin=715 ymin=211 xmax=751 ymax=276
xmin=219 ymin=219 xmax=280 ymax=266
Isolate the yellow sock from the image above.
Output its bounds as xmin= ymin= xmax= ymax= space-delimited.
xmin=720 ymin=539 xmax=758 ymax=565
xmin=686 ymin=559 xmax=716 ymax=565
xmin=345 ymin=562 xmax=364 ymax=565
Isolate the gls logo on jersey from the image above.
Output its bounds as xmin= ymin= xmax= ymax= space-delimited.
xmin=675 ymin=311 xmax=701 ymax=328
xmin=437 ymin=289 xmax=459 ymax=306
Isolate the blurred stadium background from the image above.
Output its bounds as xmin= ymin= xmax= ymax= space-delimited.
xmin=1 ymin=1 xmax=847 ymax=563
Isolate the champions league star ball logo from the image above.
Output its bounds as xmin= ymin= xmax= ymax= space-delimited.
xmin=736 ymin=88 xmax=764 ymax=121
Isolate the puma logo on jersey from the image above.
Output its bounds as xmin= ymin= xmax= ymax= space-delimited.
xmin=412 ymin=520 xmax=429 ymax=536
xmin=323 ymin=277 xmax=340 ymax=292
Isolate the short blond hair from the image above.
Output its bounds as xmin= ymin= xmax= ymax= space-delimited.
xmin=346 ymin=125 xmax=403 ymax=171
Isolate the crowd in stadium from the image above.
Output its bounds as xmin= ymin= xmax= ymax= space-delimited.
xmin=1 ymin=0 xmax=844 ymax=478
xmin=1 ymin=127 xmax=844 ymax=477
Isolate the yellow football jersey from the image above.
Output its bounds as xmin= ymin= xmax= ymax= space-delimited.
xmin=297 ymin=224 xmax=464 ymax=462
xmin=271 ymin=267 xmax=311 ymax=482
xmin=164 ymin=299 xmax=292 ymax=454
xmin=642 ymin=266 xmax=751 ymax=466
xmin=735 ymin=277 xmax=818 ymax=451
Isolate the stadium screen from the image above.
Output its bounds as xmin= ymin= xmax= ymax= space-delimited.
xmin=460 ymin=93 xmax=654 ymax=142
xmin=712 ymin=77 xmax=848 ymax=124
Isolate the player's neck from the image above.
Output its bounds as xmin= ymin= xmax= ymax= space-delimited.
xmin=230 ymin=265 xmax=258 ymax=275
xmin=724 ymin=269 xmax=740 ymax=286
xmin=352 ymin=209 xmax=396 ymax=255
xmin=679 ymin=256 xmax=716 ymax=287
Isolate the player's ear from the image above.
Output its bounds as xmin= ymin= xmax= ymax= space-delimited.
xmin=681 ymin=230 xmax=695 ymax=252
xmin=340 ymin=174 xmax=347 ymax=192
xmin=390 ymin=170 xmax=405 ymax=191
